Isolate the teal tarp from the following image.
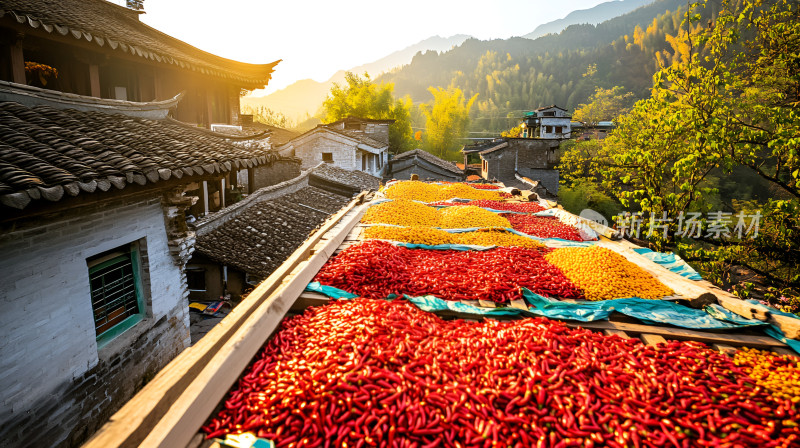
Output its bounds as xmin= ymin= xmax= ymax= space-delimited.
xmin=305 ymin=282 xmax=359 ymax=299
xmin=631 ymin=248 xmax=703 ymax=281
xmin=521 ymin=290 xmax=763 ymax=330
xmin=305 ymin=283 xmax=799 ymax=354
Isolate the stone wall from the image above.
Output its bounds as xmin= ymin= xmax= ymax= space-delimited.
xmin=0 ymin=196 xmax=190 ymax=448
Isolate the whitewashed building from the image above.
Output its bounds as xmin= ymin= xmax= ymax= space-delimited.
xmin=278 ymin=117 xmax=392 ymax=178
xmin=0 ymin=84 xmax=283 ymax=448
xmin=522 ymin=105 xmax=572 ymax=139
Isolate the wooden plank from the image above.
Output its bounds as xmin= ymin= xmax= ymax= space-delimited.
xmin=565 ymin=320 xmax=787 ymax=349
xmin=712 ymin=344 xmax=739 ymax=357
xmin=83 ymin=194 xmax=368 ymax=448
xmin=640 ymin=333 xmax=667 ymax=346
xmin=138 ymin=200 xmax=370 ymax=448
xmin=715 ymin=294 xmax=770 ymax=321
xmin=716 ymin=294 xmax=800 ymax=339
xmin=767 ymin=314 xmax=800 ymax=340
xmin=604 ymin=329 xmax=631 ymax=339
xmin=509 ymin=299 xmax=528 ymax=311
xmin=478 ymin=300 xmax=496 ymax=308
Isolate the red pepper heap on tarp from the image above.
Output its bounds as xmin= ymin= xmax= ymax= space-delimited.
xmin=428 ymin=199 xmax=546 ymax=214
xmin=506 ymin=214 xmax=588 ymax=241
xmin=314 ymin=240 xmax=583 ymax=302
xmin=203 ymin=299 xmax=800 ymax=447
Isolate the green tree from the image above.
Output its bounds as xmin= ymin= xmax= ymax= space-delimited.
xmin=573 ymin=86 xmax=635 ymax=128
xmin=241 ymin=105 xmax=294 ymax=129
xmin=598 ymin=0 xmax=800 ymax=308
xmin=501 ymin=124 xmax=523 ymax=138
xmin=420 ymin=87 xmax=478 ymax=160
xmin=322 ymin=72 xmax=415 ymax=153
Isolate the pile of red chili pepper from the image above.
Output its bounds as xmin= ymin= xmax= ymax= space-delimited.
xmin=313 ymin=240 xmax=583 ymax=302
xmin=429 ymin=200 xmax=546 ymax=214
xmin=203 ymin=299 xmax=800 ymax=447
xmin=466 ymin=183 xmax=501 ymax=190
xmin=506 ymin=215 xmax=587 ymax=241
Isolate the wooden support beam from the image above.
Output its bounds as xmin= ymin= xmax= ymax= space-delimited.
xmin=716 ymin=294 xmax=800 ymax=339
xmin=139 ymin=202 xmax=370 ymax=448
xmin=10 ymin=34 xmax=25 ymax=85
xmin=604 ymin=329 xmax=631 ymax=339
xmin=88 ymin=64 xmax=101 ymax=98
xmin=83 ymin=194 xmax=368 ymax=448
xmin=640 ymin=333 xmax=667 ymax=346
xmin=565 ymin=320 xmax=787 ymax=348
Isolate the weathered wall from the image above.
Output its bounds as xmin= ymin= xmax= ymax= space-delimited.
xmin=364 ymin=123 xmax=389 ymax=145
xmin=517 ymin=168 xmax=560 ymax=195
xmin=0 ymin=197 xmax=190 ymax=448
xmin=482 ymin=149 xmax=516 ymax=182
xmin=294 ymin=134 xmax=357 ymax=171
xmin=252 ymin=159 xmax=302 ymax=191
xmin=509 ymin=138 xmax=559 ymax=170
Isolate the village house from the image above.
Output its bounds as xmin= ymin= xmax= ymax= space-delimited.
xmin=0 ymin=0 xmax=278 ymax=127
xmin=386 ymin=148 xmax=464 ymax=182
xmin=521 ymin=105 xmax=572 ymax=139
xmin=0 ymin=1 xmax=287 ymax=446
xmin=461 ymin=137 xmax=561 ymax=196
xmin=278 ymin=117 xmax=392 ymax=177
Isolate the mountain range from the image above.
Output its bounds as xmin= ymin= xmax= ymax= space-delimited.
xmin=523 ymin=0 xmax=652 ymax=39
xmin=242 ymin=34 xmax=471 ymax=121
xmin=243 ymin=0 xmax=668 ymax=127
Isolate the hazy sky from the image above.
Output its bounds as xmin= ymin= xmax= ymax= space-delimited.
xmin=137 ymin=0 xmax=609 ymax=95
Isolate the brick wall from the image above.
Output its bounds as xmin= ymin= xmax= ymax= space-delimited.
xmin=0 ymin=197 xmax=190 ymax=448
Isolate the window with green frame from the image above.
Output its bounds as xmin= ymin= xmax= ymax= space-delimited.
xmin=87 ymin=243 xmax=145 ymax=347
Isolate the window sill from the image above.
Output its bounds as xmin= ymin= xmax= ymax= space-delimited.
xmin=96 ymin=314 xmax=148 ymax=362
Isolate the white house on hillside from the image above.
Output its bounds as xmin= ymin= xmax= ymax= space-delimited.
xmin=278 ymin=117 xmax=392 ymax=178
xmin=522 ymin=105 xmax=572 ymax=139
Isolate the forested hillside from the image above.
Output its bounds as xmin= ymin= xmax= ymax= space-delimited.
xmin=378 ymin=0 xmax=717 ymax=134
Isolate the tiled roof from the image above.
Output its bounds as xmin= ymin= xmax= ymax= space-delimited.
xmin=391 ymin=149 xmax=462 ymax=174
xmin=310 ymin=163 xmax=381 ymax=193
xmin=0 ymin=100 xmax=282 ymax=209
xmin=326 ymin=116 xmax=395 ymax=126
xmin=279 ymin=126 xmax=388 ymax=152
xmin=248 ymin=123 xmax=300 ymax=146
xmin=334 ymin=128 xmax=388 ymax=149
xmin=536 ymin=105 xmax=568 ymax=111
xmin=0 ymin=0 xmax=279 ymax=87
xmin=195 ymin=187 xmax=350 ymax=277
xmin=461 ymin=138 xmax=507 ymax=154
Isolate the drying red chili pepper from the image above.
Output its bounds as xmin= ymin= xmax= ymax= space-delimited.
xmin=466 ymin=184 xmax=502 ymax=190
xmin=203 ymin=299 xmax=800 ymax=447
xmin=313 ymin=240 xmax=584 ymax=302
xmin=506 ymin=214 xmax=587 ymax=241
xmin=429 ymin=199 xmax=546 ymax=214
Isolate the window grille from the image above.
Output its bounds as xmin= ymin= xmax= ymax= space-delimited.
xmin=88 ymin=246 xmax=143 ymax=338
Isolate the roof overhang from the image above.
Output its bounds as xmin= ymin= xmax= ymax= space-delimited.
xmin=0 ymin=80 xmax=182 ymax=119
